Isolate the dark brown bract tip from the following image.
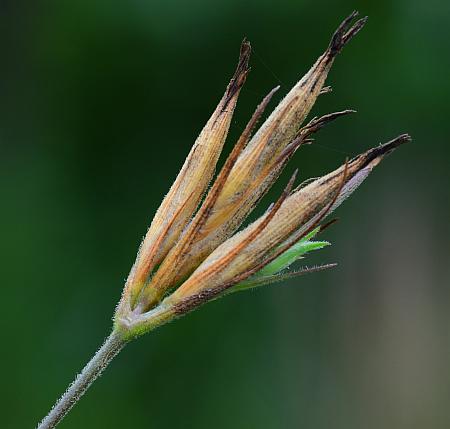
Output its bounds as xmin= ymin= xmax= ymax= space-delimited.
xmin=354 ymin=133 xmax=412 ymax=169
xmin=328 ymin=11 xmax=368 ymax=57
xmin=377 ymin=133 xmax=412 ymax=155
xmin=238 ymin=38 xmax=252 ymax=72
xmin=223 ymin=39 xmax=252 ymax=110
xmin=304 ymin=109 xmax=356 ymax=134
xmin=369 ymin=133 xmax=411 ymax=158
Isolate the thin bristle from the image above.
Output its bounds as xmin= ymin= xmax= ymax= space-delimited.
xmin=260 ymin=263 xmax=338 ymax=283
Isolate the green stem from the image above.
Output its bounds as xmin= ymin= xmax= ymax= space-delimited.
xmin=37 ymin=330 xmax=128 ymax=429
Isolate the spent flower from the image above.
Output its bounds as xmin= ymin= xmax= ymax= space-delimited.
xmin=37 ymin=11 xmax=410 ymax=429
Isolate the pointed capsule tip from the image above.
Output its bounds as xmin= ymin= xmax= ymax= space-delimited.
xmin=355 ymin=133 xmax=411 ymax=169
xmin=222 ymin=39 xmax=252 ymax=110
xmin=375 ymin=133 xmax=412 ymax=157
xmin=328 ymin=11 xmax=368 ymax=56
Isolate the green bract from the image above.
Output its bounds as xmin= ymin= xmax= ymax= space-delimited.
xmin=229 ymin=227 xmax=330 ymax=294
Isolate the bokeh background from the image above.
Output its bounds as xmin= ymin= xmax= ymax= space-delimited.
xmin=1 ymin=0 xmax=449 ymax=428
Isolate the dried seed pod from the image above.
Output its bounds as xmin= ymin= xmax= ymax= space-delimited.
xmin=168 ymin=134 xmax=411 ymax=311
xmin=37 ymin=13 xmax=411 ymax=428
xmin=140 ymin=86 xmax=281 ymax=306
xmin=120 ymin=41 xmax=251 ymax=310
xmin=141 ymin=12 xmax=367 ymax=308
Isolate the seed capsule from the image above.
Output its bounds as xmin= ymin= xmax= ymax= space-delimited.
xmin=141 ymin=11 xmax=367 ymax=308
xmin=120 ymin=41 xmax=251 ymax=310
xmin=168 ymin=134 xmax=411 ymax=311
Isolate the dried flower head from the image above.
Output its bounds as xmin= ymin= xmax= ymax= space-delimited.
xmin=112 ymin=11 xmax=410 ymax=338
xmin=37 ymin=12 xmax=410 ymax=429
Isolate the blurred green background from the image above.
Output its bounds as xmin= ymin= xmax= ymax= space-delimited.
xmin=1 ymin=0 xmax=449 ymax=428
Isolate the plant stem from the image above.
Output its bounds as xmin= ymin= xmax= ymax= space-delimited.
xmin=37 ymin=330 xmax=127 ymax=429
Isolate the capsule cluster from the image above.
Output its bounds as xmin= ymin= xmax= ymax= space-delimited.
xmin=115 ymin=11 xmax=410 ymax=333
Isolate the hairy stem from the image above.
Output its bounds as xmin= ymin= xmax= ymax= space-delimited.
xmin=37 ymin=330 xmax=128 ymax=429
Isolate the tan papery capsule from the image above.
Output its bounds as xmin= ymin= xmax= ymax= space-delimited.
xmin=169 ymin=134 xmax=411 ymax=308
xmin=120 ymin=40 xmax=251 ymax=310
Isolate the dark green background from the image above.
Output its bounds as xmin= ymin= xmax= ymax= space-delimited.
xmin=1 ymin=1 xmax=449 ymax=428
